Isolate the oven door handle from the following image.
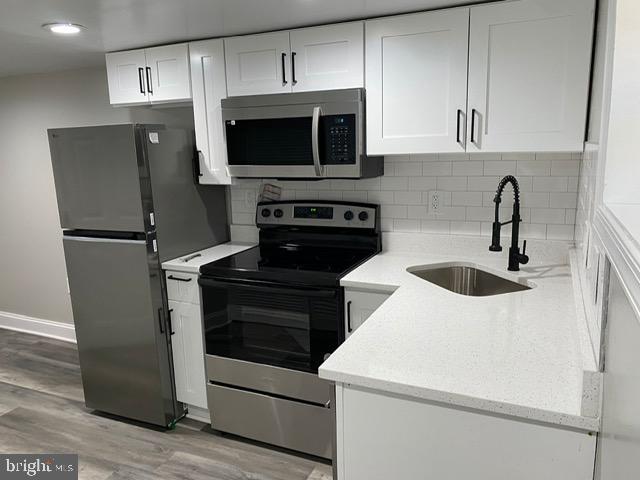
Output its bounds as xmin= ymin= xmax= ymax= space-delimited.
xmin=199 ymin=276 xmax=337 ymax=298
xmin=311 ymin=105 xmax=324 ymax=177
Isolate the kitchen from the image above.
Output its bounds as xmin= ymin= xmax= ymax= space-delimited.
xmin=0 ymin=0 xmax=638 ymax=479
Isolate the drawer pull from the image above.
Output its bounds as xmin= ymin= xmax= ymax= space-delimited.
xmin=168 ymin=275 xmax=192 ymax=283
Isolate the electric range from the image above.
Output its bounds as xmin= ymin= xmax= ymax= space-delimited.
xmin=199 ymin=200 xmax=380 ymax=459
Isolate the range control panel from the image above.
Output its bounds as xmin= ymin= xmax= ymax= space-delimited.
xmin=257 ymin=201 xmax=377 ymax=229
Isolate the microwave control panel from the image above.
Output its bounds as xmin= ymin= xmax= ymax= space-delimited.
xmin=324 ymin=114 xmax=356 ymax=165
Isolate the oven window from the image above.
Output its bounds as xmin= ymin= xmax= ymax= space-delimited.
xmin=201 ymin=281 xmax=341 ymax=373
xmin=225 ymin=117 xmax=314 ymax=166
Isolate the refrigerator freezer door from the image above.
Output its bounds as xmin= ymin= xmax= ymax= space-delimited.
xmin=63 ymin=235 xmax=177 ymax=427
xmin=49 ymin=125 xmax=147 ymax=232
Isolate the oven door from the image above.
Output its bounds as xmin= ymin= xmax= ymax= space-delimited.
xmin=223 ymin=101 xmax=362 ymax=179
xmin=199 ymin=277 xmax=343 ymax=374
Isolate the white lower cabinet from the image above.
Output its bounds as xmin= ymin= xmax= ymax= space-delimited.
xmin=165 ymin=270 xmax=208 ymax=416
xmin=344 ymin=289 xmax=391 ymax=338
xmin=336 ymin=384 xmax=596 ymax=480
xmin=168 ymin=300 xmax=207 ymax=410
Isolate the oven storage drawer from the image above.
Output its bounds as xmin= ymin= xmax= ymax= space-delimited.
xmin=206 ymin=354 xmax=332 ymax=405
xmin=207 ymin=383 xmax=333 ymax=458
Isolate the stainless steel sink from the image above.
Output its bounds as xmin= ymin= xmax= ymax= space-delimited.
xmin=407 ymin=264 xmax=531 ymax=297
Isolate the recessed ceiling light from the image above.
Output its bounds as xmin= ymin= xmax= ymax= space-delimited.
xmin=42 ymin=23 xmax=86 ymax=35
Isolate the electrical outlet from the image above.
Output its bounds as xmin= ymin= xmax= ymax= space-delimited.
xmin=429 ymin=191 xmax=442 ymax=215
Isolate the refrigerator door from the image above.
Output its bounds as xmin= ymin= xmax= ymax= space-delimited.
xmin=142 ymin=127 xmax=229 ymax=262
xmin=48 ymin=125 xmax=148 ymax=232
xmin=63 ymin=234 xmax=177 ymax=427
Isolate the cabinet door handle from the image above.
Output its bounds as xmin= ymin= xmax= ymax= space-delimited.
xmin=146 ymin=66 xmax=153 ymax=94
xmin=167 ymin=308 xmax=175 ymax=335
xmin=347 ymin=300 xmax=353 ymax=333
xmin=168 ymin=275 xmax=192 ymax=282
xmin=456 ymin=109 xmax=465 ymax=146
xmin=138 ymin=68 xmax=146 ymax=94
xmin=281 ymin=53 xmax=288 ymax=86
xmin=193 ymin=150 xmax=203 ymax=182
xmin=471 ymin=108 xmax=478 ymax=144
xmin=291 ymin=51 xmax=297 ymax=86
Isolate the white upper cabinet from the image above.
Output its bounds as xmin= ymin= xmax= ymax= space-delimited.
xmin=106 ymin=49 xmax=149 ymax=105
xmin=366 ymin=9 xmax=470 ymax=155
xmin=466 ymin=0 xmax=595 ymax=152
xmin=190 ymin=39 xmax=233 ymax=185
xmin=225 ymin=31 xmax=292 ymax=96
xmin=289 ymin=22 xmax=364 ymax=92
xmin=105 ymin=44 xmax=191 ymax=106
xmin=145 ymin=43 xmax=192 ymax=103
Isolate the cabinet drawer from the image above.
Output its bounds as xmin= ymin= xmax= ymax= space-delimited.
xmin=165 ymin=271 xmax=199 ymax=303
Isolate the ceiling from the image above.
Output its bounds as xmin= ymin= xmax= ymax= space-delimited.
xmin=0 ymin=0 xmax=486 ymax=78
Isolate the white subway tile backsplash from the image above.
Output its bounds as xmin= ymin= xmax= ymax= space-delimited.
xmin=484 ymin=160 xmax=516 ymax=176
xmin=450 ymin=221 xmax=481 ymax=236
xmin=551 ymin=160 xmax=581 ymax=176
xmin=394 ymin=219 xmax=421 ymax=232
xmin=228 ymin=152 xmax=582 ymax=242
xmin=408 ymin=176 xmax=437 ymax=191
xmin=380 ymin=176 xmax=409 ymax=190
xmin=437 ymin=176 xmax=467 ymax=191
xmin=549 ymin=192 xmax=578 ymax=209
xmin=452 ymin=161 xmax=483 ymax=176
xmin=381 ymin=204 xmax=408 ymax=218
xmin=421 ymin=220 xmax=451 ymax=234
xmin=547 ymin=224 xmax=575 ymax=241
xmin=530 ymin=208 xmax=566 ymax=225
xmin=423 ymin=161 xmax=452 ymax=176
xmin=394 ymin=191 xmax=422 ymax=205
xmin=517 ymin=160 xmax=551 ymax=176
xmin=451 ymin=191 xmax=483 ymax=206
xmin=533 ymin=176 xmax=568 ymax=192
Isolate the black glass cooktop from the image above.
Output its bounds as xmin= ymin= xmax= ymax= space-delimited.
xmin=200 ymin=244 xmax=375 ymax=287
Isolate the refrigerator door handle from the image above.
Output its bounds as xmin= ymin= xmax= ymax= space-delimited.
xmin=157 ymin=307 xmax=165 ymax=334
xmin=63 ymin=236 xmax=146 ymax=245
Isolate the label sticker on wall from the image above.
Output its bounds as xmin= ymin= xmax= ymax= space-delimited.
xmin=149 ymin=132 xmax=159 ymax=144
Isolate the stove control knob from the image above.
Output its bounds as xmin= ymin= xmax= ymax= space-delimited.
xmin=261 ymin=208 xmax=271 ymax=218
xmin=358 ymin=211 xmax=369 ymax=222
xmin=344 ymin=210 xmax=354 ymax=221
xmin=274 ymin=208 xmax=284 ymax=218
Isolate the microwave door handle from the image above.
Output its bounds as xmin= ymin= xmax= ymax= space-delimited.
xmin=312 ymin=105 xmax=323 ymax=177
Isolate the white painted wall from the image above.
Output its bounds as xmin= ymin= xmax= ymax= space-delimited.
xmin=0 ymin=66 xmax=192 ymax=325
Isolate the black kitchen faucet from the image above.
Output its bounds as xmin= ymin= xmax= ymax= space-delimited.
xmin=489 ymin=175 xmax=529 ymax=271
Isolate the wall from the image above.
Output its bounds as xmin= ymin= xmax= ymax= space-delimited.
xmin=0 ymin=66 xmax=192 ymax=325
xmin=229 ymin=152 xmax=582 ymax=244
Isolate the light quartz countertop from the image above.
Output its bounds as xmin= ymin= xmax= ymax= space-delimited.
xmin=162 ymin=242 xmax=255 ymax=274
xmin=319 ymin=232 xmax=600 ymax=431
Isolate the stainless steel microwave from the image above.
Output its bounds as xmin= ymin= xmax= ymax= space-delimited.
xmin=221 ymin=88 xmax=383 ymax=179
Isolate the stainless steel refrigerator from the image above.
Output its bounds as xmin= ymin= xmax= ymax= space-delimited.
xmin=48 ymin=124 xmax=229 ymax=428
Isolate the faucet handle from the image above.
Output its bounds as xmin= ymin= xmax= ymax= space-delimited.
xmin=520 ymin=240 xmax=530 ymax=265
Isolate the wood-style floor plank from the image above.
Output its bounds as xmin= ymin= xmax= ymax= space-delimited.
xmin=0 ymin=329 xmax=330 ymax=480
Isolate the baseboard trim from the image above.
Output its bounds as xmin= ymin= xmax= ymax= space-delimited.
xmin=0 ymin=311 xmax=76 ymax=343
xmin=185 ymin=404 xmax=210 ymax=424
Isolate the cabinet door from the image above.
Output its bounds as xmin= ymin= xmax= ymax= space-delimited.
xmin=190 ymin=39 xmax=233 ymax=185
xmin=467 ymin=0 xmax=595 ymax=152
xmin=290 ymin=22 xmax=364 ymax=92
xmin=345 ymin=290 xmax=390 ymax=338
xmin=366 ymin=9 xmax=470 ymax=155
xmin=224 ymin=31 xmax=292 ymax=96
xmin=169 ymin=300 xmax=208 ymax=409
xmin=105 ymin=49 xmax=149 ymax=105
xmin=145 ymin=43 xmax=192 ymax=104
